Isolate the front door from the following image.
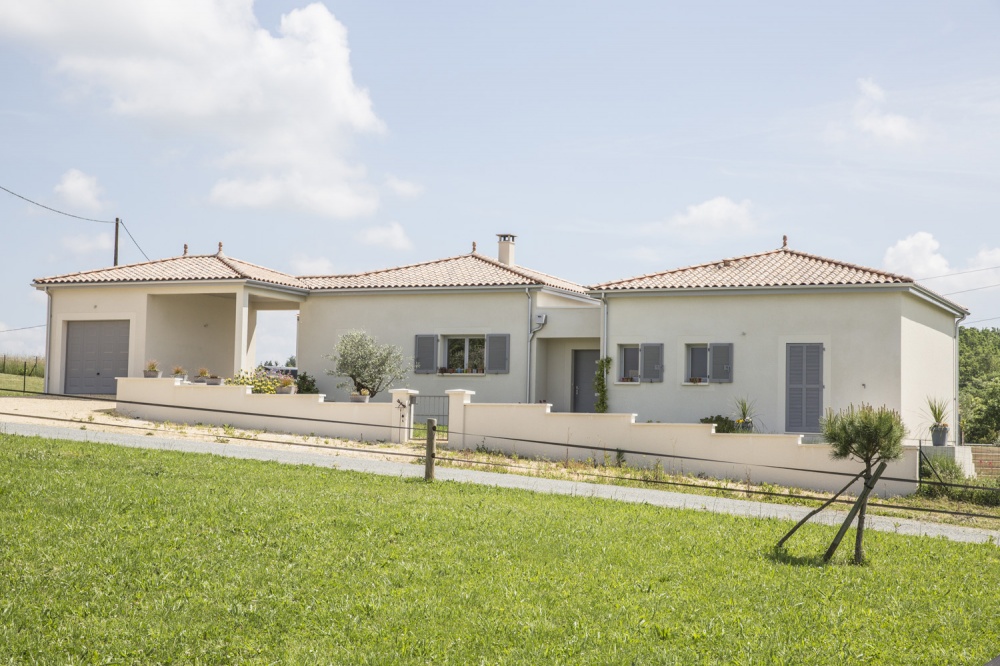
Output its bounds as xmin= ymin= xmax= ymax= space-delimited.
xmin=572 ymin=349 xmax=600 ymax=413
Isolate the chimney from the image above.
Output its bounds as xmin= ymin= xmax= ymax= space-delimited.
xmin=497 ymin=233 xmax=516 ymax=265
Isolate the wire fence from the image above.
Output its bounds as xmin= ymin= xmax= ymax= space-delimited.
xmin=1 ymin=386 xmax=999 ymax=522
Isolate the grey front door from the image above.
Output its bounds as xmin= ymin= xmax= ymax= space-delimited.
xmin=65 ymin=320 xmax=130 ymax=395
xmin=786 ymin=343 xmax=823 ymax=433
xmin=572 ymin=350 xmax=600 ymax=413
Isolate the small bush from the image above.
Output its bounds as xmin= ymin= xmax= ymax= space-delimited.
xmin=296 ymin=372 xmax=319 ymax=394
xmin=700 ymin=415 xmax=736 ymax=433
xmin=226 ymin=368 xmax=280 ymax=394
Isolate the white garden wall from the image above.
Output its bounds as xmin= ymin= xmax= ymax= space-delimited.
xmin=117 ymin=378 xmax=417 ymax=444
xmin=445 ymin=390 xmax=919 ymax=496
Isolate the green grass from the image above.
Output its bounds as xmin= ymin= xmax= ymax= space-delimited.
xmin=412 ymin=421 xmax=449 ymax=440
xmin=1 ymin=433 xmax=999 ymax=664
xmin=0 ymin=353 xmax=45 ymax=377
xmin=0 ymin=371 xmax=44 ymax=395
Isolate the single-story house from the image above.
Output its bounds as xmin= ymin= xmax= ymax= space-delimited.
xmin=33 ymin=235 xmax=966 ymax=441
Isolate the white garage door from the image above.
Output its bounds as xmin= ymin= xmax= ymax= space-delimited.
xmin=65 ymin=320 xmax=130 ymax=395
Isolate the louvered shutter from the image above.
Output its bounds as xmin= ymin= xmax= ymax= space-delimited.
xmin=709 ymin=343 xmax=733 ymax=383
xmin=414 ymin=335 xmax=437 ymax=374
xmin=485 ymin=334 xmax=510 ymax=374
xmin=640 ymin=343 xmax=664 ymax=383
xmin=786 ymin=343 xmax=823 ymax=432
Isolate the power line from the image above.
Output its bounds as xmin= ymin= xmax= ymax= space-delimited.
xmin=0 ymin=324 xmax=45 ymax=334
xmin=942 ymin=282 xmax=1000 ymax=296
xmin=0 ymin=183 xmax=115 ymax=224
xmin=119 ymin=219 xmax=150 ymax=261
xmin=916 ymin=265 xmax=1000 ymax=281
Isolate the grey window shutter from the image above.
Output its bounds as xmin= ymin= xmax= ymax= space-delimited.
xmin=640 ymin=343 xmax=663 ymax=383
xmin=414 ymin=335 xmax=437 ymax=374
xmin=709 ymin=343 xmax=733 ymax=383
xmin=485 ymin=334 xmax=510 ymax=374
xmin=786 ymin=343 xmax=823 ymax=432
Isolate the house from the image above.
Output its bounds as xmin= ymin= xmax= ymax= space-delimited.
xmin=33 ymin=235 xmax=966 ymax=442
xmin=590 ymin=239 xmax=967 ymax=443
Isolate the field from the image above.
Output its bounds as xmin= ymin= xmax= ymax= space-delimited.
xmin=0 ymin=372 xmax=43 ymax=395
xmin=1 ymin=433 xmax=998 ymax=664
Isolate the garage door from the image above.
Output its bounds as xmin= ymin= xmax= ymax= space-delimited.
xmin=65 ymin=320 xmax=130 ymax=395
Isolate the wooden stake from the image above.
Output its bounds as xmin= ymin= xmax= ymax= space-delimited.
xmin=823 ymin=461 xmax=888 ymax=563
xmin=777 ymin=469 xmax=865 ymax=548
xmin=424 ymin=418 xmax=436 ymax=481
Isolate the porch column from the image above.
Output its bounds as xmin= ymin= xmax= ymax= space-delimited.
xmin=233 ymin=287 xmax=250 ymax=375
xmin=446 ymin=389 xmax=475 ymax=449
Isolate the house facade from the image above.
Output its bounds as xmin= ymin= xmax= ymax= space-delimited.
xmin=33 ymin=236 xmax=966 ymax=441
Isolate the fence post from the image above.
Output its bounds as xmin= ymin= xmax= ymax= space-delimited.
xmin=23 ymin=361 xmax=27 ymax=393
xmin=424 ymin=418 xmax=437 ymax=481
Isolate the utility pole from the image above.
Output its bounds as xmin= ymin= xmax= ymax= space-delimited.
xmin=113 ymin=217 xmax=120 ymax=266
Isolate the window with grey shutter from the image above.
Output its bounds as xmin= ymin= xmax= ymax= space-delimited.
xmin=485 ymin=334 xmax=510 ymax=374
xmin=640 ymin=343 xmax=664 ymax=383
xmin=786 ymin=343 xmax=823 ymax=432
xmin=709 ymin=343 xmax=733 ymax=383
xmin=414 ymin=335 xmax=437 ymax=374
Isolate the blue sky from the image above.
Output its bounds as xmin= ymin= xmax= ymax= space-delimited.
xmin=2 ymin=1 xmax=999 ymax=361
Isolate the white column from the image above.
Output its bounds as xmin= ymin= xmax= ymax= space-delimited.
xmin=389 ymin=388 xmax=419 ymax=444
xmin=445 ymin=389 xmax=475 ymax=449
xmin=233 ymin=287 xmax=250 ymax=376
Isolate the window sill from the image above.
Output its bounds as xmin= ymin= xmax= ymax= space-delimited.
xmin=437 ymin=372 xmax=487 ymax=377
xmin=614 ymin=380 xmax=643 ymax=385
xmin=681 ymin=381 xmax=711 ymax=387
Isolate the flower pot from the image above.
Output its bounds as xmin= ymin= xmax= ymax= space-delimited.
xmin=192 ymin=376 xmax=208 ymax=384
xmin=276 ymin=386 xmax=297 ymax=394
xmin=206 ymin=377 xmax=223 ymax=386
xmin=173 ymin=374 xmax=187 ymax=382
xmin=350 ymin=394 xmax=369 ymax=403
xmin=143 ymin=370 xmax=162 ymax=378
xmin=931 ymin=426 xmax=948 ymax=447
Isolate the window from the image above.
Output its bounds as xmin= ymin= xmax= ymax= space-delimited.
xmin=414 ymin=334 xmax=510 ymax=374
xmin=617 ymin=343 xmax=663 ymax=383
xmin=447 ymin=336 xmax=485 ymax=373
xmin=685 ymin=343 xmax=733 ymax=383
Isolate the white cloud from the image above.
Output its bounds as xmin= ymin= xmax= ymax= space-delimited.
xmin=60 ymin=231 xmax=114 ymax=256
xmin=852 ymin=78 xmax=920 ymax=143
xmin=384 ymin=175 xmax=424 ymax=198
xmin=289 ymin=254 xmax=335 ymax=275
xmin=54 ymin=168 xmax=105 ymax=211
xmin=355 ymin=221 xmax=413 ymax=251
xmin=0 ymin=1 xmax=383 ymax=218
xmin=642 ymin=196 xmax=756 ymax=239
xmin=883 ymin=231 xmax=950 ymax=278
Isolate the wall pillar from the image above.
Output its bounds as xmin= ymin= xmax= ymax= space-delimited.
xmin=389 ymin=388 xmax=419 ymax=443
xmin=446 ymin=389 xmax=475 ymax=448
xmin=233 ymin=287 xmax=250 ymax=375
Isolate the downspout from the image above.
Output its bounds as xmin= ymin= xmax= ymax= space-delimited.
xmin=600 ymin=292 xmax=608 ymax=359
xmin=44 ymin=287 xmax=52 ymax=394
xmin=525 ymin=289 xmax=532 ymax=403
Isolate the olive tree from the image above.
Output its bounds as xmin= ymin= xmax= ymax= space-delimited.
xmin=822 ymin=403 xmax=906 ymax=564
xmin=325 ymin=330 xmax=408 ymax=399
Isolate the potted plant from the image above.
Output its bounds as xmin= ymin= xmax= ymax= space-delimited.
xmin=192 ymin=367 xmax=210 ymax=384
xmin=350 ymin=388 xmax=370 ymax=403
xmin=276 ymin=375 xmax=297 ymax=394
xmin=927 ymin=396 xmax=949 ymax=446
xmin=143 ymin=360 xmax=161 ymax=378
xmin=734 ymin=396 xmax=756 ymax=433
xmin=206 ymin=374 xmax=224 ymax=386
xmin=172 ymin=365 xmax=186 ymax=381
xmin=438 ymin=366 xmax=448 ymax=374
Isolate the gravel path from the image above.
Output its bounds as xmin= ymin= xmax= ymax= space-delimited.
xmin=4 ymin=417 xmax=998 ymax=547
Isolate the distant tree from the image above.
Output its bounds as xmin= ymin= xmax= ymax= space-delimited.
xmin=285 ymin=355 xmax=297 ymax=368
xmin=959 ymin=327 xmax=1000 ymax=443
xmin=822 ymin=404 xmax=906 ymax=564
xmin=959 ymin=326 xmax=1000 ymax=389
xmin=325 ymin=330 xmax=408 ymax=399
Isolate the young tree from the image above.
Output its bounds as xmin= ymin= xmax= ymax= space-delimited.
xmin=325 ymin=330 xmax=408 ymax=399
xmin=822 ymin=404 xmax=906 ymax=564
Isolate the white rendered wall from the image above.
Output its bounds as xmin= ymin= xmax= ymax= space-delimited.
xmin=602 ymin=290 xmax=910 ymax=432
xmin=900 ymin=296 xmax=960 ymax=446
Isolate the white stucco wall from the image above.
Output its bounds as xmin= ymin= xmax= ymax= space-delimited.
xmin=297 ymin=290 xmax=534 ymax=403
xmin=600 ymin=288 xmax=955 ymax=433
xmin=900 ymin=295 xmax=960 ymax=445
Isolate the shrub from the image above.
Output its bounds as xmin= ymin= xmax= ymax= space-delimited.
xmin=700 ymin=415 xmax=736 ymax=433
xmin=325 ymin=330 xmax=408 ymax=399
xmin=226 ymin=368 xmax=281 ymax=394
xmin=296 ymin=372 xmax=319 ymax=394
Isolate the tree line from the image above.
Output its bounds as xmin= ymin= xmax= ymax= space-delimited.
xmin=959 ymin=326 xmax=1000 ymax=444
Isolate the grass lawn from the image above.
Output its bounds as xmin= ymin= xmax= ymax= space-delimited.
xmin=0 ymin=372 xmax=43 ymax=396
xmin=1 ymin=433 xmax=998 ymax=664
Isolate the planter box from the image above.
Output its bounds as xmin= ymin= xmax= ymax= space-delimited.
xmin=143 ymin=370 xmax=162 ymax=378
xmin=206 ymin=377 xmax=224 ymax=386
xmin=350 ymin=394 xmax=370 ymax=403
xmin=276 ymin=386 xmax=297 ymax=394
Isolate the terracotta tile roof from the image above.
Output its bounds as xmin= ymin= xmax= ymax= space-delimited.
xmin=299 ymin=252 xmax=589 ymax=294
xmin=33 ymin=253 xmax=307 ymax=290
xmin=592 ymin=247 xmax=914 ymax=291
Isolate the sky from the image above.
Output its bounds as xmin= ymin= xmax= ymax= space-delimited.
xmin=2 ymin=1 xmax=999 ymax=363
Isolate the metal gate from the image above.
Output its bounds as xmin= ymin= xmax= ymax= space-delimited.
xmin=413 ymin=395 xmax=449 ymax=439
